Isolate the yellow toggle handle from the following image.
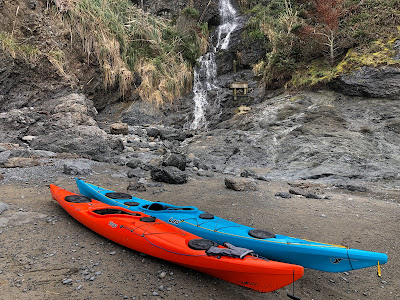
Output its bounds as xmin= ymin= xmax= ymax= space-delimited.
xmin=377 ymin=261 xmax=381 ymax=277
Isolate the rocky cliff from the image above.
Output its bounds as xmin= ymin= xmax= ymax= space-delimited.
xmin=1 ymin=0 xmax=399 ymax=189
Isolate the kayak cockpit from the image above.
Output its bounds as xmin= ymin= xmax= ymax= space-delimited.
xmin=92 ymin=208 xmax=142 ymax=216
xmin=142 ymin=203 xmax=196 ymax=212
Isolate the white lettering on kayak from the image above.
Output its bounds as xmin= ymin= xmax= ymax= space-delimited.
xmin=108 ymin=221 xmax=118 ymax=228
xmin=168 ymin=217 xmax=181 ymax=225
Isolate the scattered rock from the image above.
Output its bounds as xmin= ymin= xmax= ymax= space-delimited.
xmin=22 ymin=135 xmax=36 ymax=142
xmin=127 ymin=179 xmax=147 ymax=192
xmin=151 ymin=166 xmax=188 ymax=184
xmin=275 ymin=192 xmax=292 ymax=199
xmin=158 ymin=271 xmax=167 ymax=279
xmin=0 ymin=202 xmax=9 ymax=215
xmin=127 ymin=168 xmax=146 ymax=178
xmin=0 ymin=151 xmax=11 ymax=164
xmin=192 ymin=157 xmax=210 ymax=171
xmin=63 ymin=161 xmax=92 ymax=175
xmin=240 ymin=169 xmax=268 ymax=181
xmin=62 ymin=278 xmax=73 ymax=285
xmin=110 ymin=123 xmax=129 ymax=135
xmin=335 ymin=184 xmax=368 ymax=192
xmin=3 ymin=157 xmax=40 ymax=168
xmin=126 ymin=159 xmax=143 ymax=169
xmin=224 ymin=177 xmax=257 ymax=191
xmin=146 ymin=127 xmax=160 ymax=138
xmin=289 ymin=188 xmax=321 ymax=199
xmin=159 ymin=129 xmax=189 ymax=142
xmin=162 ymin=153 xmax=186 ymax=171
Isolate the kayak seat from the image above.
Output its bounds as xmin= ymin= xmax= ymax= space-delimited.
xmin=248 ymin=229 xmax=276 ymax=239
xmin=105 ymin=192 xmax=132 ymax=199
xmin=65 ymin=195 xmax=92 ymax=203
xmin=93 ymin=208 xmax=140 ymax=216
xmin=188 ymin=239 xmax=217 ymax=250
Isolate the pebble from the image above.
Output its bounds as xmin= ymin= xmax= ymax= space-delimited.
xmin=152 ymin=292 xmax=159 ymax=296
xmin=110 ymin=251 xmax=116 ymax=255
xmin=158 ymin=271 xmax=167 ymax=279
xmin=62 ymin=278 xmax=73 ymax=285
xmin=158 ymin=285 xmax=164 ymax=291
xmin=76 ymin=285 xmax=82 ymax=290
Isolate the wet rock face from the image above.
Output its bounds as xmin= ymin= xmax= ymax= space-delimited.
xmin=330 ymin=66 xmax=400 ymax=98
xmin=186 ymin=91 xmax=400 ymax=186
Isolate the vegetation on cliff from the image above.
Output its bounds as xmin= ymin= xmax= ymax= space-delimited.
xmin=64 ymin=0 xmax=207 ymax=105
xmin=240 ymin=0 xmax=400 ymax=89
xmin=0 ymin=0 xmax=207 ymax=105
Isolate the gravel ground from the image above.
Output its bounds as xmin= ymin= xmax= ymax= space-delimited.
xmin=0 ymin=160 xmax=399 ymax=300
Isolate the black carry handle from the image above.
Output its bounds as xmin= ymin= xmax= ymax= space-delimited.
xmin=286 ymin=270 xmax=301 ymax=300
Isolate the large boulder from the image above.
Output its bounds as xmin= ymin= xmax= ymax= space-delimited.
xmin=63 ymin=161 xmax=92 ymax=175
xmin=2 ymin=157 xmax=40 ymax=168
xmin=224 ymin=177 xmax=257 ymax=191
xmin=28 ymin=93 xmax=124 ymax=162
xmin=162 ymin=153 xmax=186 ymax=171
xmin=150 ymin=166 xmax=188 ymax=184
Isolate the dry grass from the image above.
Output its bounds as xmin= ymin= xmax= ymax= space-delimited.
xmin=0 ymin=31 xmax=40 ymax=61
xmin=61 ymin=0 xmax=194 ymax=105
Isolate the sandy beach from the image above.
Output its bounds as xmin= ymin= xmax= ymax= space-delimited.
xmin=0 ymin=164 xmax=398 ymax=300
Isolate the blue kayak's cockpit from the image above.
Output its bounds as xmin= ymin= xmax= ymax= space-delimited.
xmin=142 ymin=202 xmax=197 ymax=211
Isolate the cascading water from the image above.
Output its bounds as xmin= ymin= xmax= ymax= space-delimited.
xmin=190 ymin=0 xmax=239 ymax=130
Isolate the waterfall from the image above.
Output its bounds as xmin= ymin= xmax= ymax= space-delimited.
xmin=190 ymin=0 xmax=239 ymax=130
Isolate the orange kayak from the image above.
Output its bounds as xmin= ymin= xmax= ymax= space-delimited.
xmin=50 ymin=184 xmax=303 ymax=293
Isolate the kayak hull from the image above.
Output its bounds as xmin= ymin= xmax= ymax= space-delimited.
xmin=76 ymin=179 xmax=388 ymax=272
xmin=50 ymin=184 xmax=303 ymax=293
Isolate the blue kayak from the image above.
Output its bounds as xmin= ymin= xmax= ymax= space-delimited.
xmin=76 ymin=179 xmax=388 ymax=273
